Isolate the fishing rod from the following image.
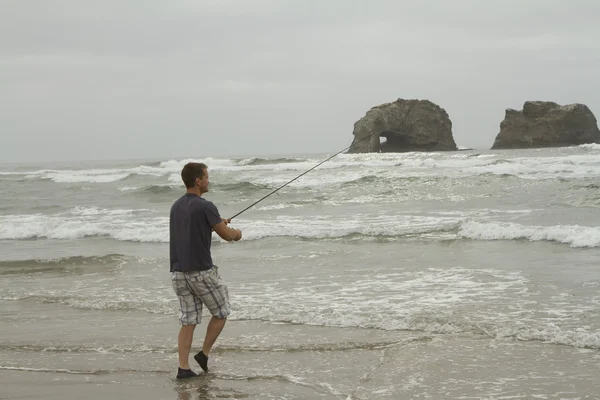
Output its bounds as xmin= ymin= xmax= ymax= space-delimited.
xmin=230 ymin=131 xmax=379 ymax=220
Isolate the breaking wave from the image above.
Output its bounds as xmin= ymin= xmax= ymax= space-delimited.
xmin=2 ymin=208 xmax=599 ymax=248
xmin=238 ymin=157 xmax=306 ymax=166
xmin=3 ymin=149 xmax=600 ymax=186
xmin=458 ymin=220 xmax=600 ymax=248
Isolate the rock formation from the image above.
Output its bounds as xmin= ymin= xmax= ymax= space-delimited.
xmin=347 ymin=99 xmax=457 ymax=153
xmin=492 ymin=101 xmax=600 ymax=149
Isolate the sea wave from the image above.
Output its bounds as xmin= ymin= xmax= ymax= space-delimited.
xmin=2 ymin=208 xmax=600 ymax=247
xmin=0 ymin=212 xmax=460 ymax=242
xmin=3 ymin=149 xmax=600 ymax=185
xmin=0 ymin=254 xmax=126 ymax=276
xmin=3 ymin=292 xmax=597 ymax=350
xmin=0 ymin=207 xmax=166 ymax=242
xmin=119 ymin=184 xmax=180 ymax=195
xmin=119 ymin=181 xmax=273 ymax=197
xmin=214 ymin=181 xmax=273 ymax=192
xmin=458 ymin=220 xmax=600 ymax=248
xmin=25 ymin=167 xmax=166 ymax=183
xmin=5 ymin=164 xmax=171 ymax=184
xmin=578 ymin=143 xmax=600 ymax=150
xmin=238 ymin=157 xmax=306 ymax=166
xmin=232 ymin=309 xmax=600 ymax=350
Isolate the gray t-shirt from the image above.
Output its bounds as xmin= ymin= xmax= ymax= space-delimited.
xmin=170 ymin=193 xmax=222 ymax=272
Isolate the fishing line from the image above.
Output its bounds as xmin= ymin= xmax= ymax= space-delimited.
xmin=230 ymin=131 xmax=380 ymax=220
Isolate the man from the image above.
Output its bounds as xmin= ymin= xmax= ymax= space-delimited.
xmin=170 ymin=162 xmax=242 ymax=379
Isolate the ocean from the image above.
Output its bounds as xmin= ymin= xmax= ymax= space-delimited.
xmin=1 ymin=146 xmax=599 ymax=399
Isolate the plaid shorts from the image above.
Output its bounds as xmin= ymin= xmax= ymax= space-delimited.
xmin=171 ymin=266 xmax=231 ymax=325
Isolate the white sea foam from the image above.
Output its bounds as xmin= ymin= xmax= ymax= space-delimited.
xmin=230 ymin=267 xmax=600 ymax=349
xmin=244 ymin=170 xmax=377 ymax=188
xmin=237 ymin=215 xmax=461 ymax=241
xmin=3 ymin=262 xmax=598 ymax=349
xmin=22 ymin=165 xmax=167 ymax=183
xmin=578 ymin=143 xmax=600 ymax=150
xmin=219 ymin=152 xmax=600 ymax=183
xmin=0 ymin=211 xmax=460 ymax=242
xmin=5 ymin=149 xmax=600 ymax=186
xmin=0 ymin=207 xmax=166 ymax=242
xmin=458 ymin=220 xmax=600 ymax=248
xmin=12 ymin=162 xmax=176 ymax=184
xmin=2 ymin=208 xmax=600 ymax=248
xmin=159 ymin=157 xmax=239 ymax=170
xmin=255 ymin=203 xmax=304 ymax=211
xmin=30 ymin=170 xmax=132 ymax=183
xmin=8 ymin=290 xmax=598 ymax=350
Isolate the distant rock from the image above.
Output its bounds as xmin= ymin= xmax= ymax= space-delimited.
xmin=492 ymin=101 xmax=600 ymax=149
xmin=347 ymin=99 xmax=457 ymax=153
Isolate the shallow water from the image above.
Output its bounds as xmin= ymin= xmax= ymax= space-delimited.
xmin=1 ymin=146 xmax=599 ymax=398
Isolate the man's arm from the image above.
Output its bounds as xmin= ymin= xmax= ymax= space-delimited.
xmin=211 ymin=218 xmax=230 ymax=232
xmin=213 ymin=221 xmax=242 ymax=242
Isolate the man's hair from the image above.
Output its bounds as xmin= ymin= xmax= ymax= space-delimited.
xmin=181 ymin=162 xmax=208 ymax=188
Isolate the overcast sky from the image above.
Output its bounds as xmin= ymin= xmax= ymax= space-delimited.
xmin=1 ymin=0 xmax=599 ymax=162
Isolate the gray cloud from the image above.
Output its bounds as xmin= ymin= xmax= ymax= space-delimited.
xmin=2 ymin=0 xmax=599 ymax=162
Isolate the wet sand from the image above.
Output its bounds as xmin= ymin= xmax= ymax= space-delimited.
xmin=2 ymin=302 xmax=599 ymax=399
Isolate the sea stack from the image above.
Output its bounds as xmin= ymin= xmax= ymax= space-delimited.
xmin=492 ymin=101 xmax=600 ymax=149
xmin=347 ymin=99 xmax=457 ymax=153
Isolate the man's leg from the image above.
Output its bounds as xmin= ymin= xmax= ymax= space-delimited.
xmin=202 ymin=316 xmax=226 ymax=356
xmin=178 ymin=324 xmax=196 ymax=369
xmin=193 ymin=267 xmax=231 ymax=372
xmin=194 ymin=316 xmax=226 ymax=373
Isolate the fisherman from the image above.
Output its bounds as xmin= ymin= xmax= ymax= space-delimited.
xmin=169 ymin=162 xmax=242 ymax=379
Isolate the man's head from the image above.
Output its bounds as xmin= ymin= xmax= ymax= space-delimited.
xmin=181 ymin=162 xmax=209 ymax=193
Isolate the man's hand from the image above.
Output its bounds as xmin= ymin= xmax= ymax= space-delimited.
xmin=223 ymin=218 xmax=241 ymax=241
xmin=233 ymin=229 xmax=242 ymax=241
xmin=213 ymin=221 xmax=241 ymax=242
